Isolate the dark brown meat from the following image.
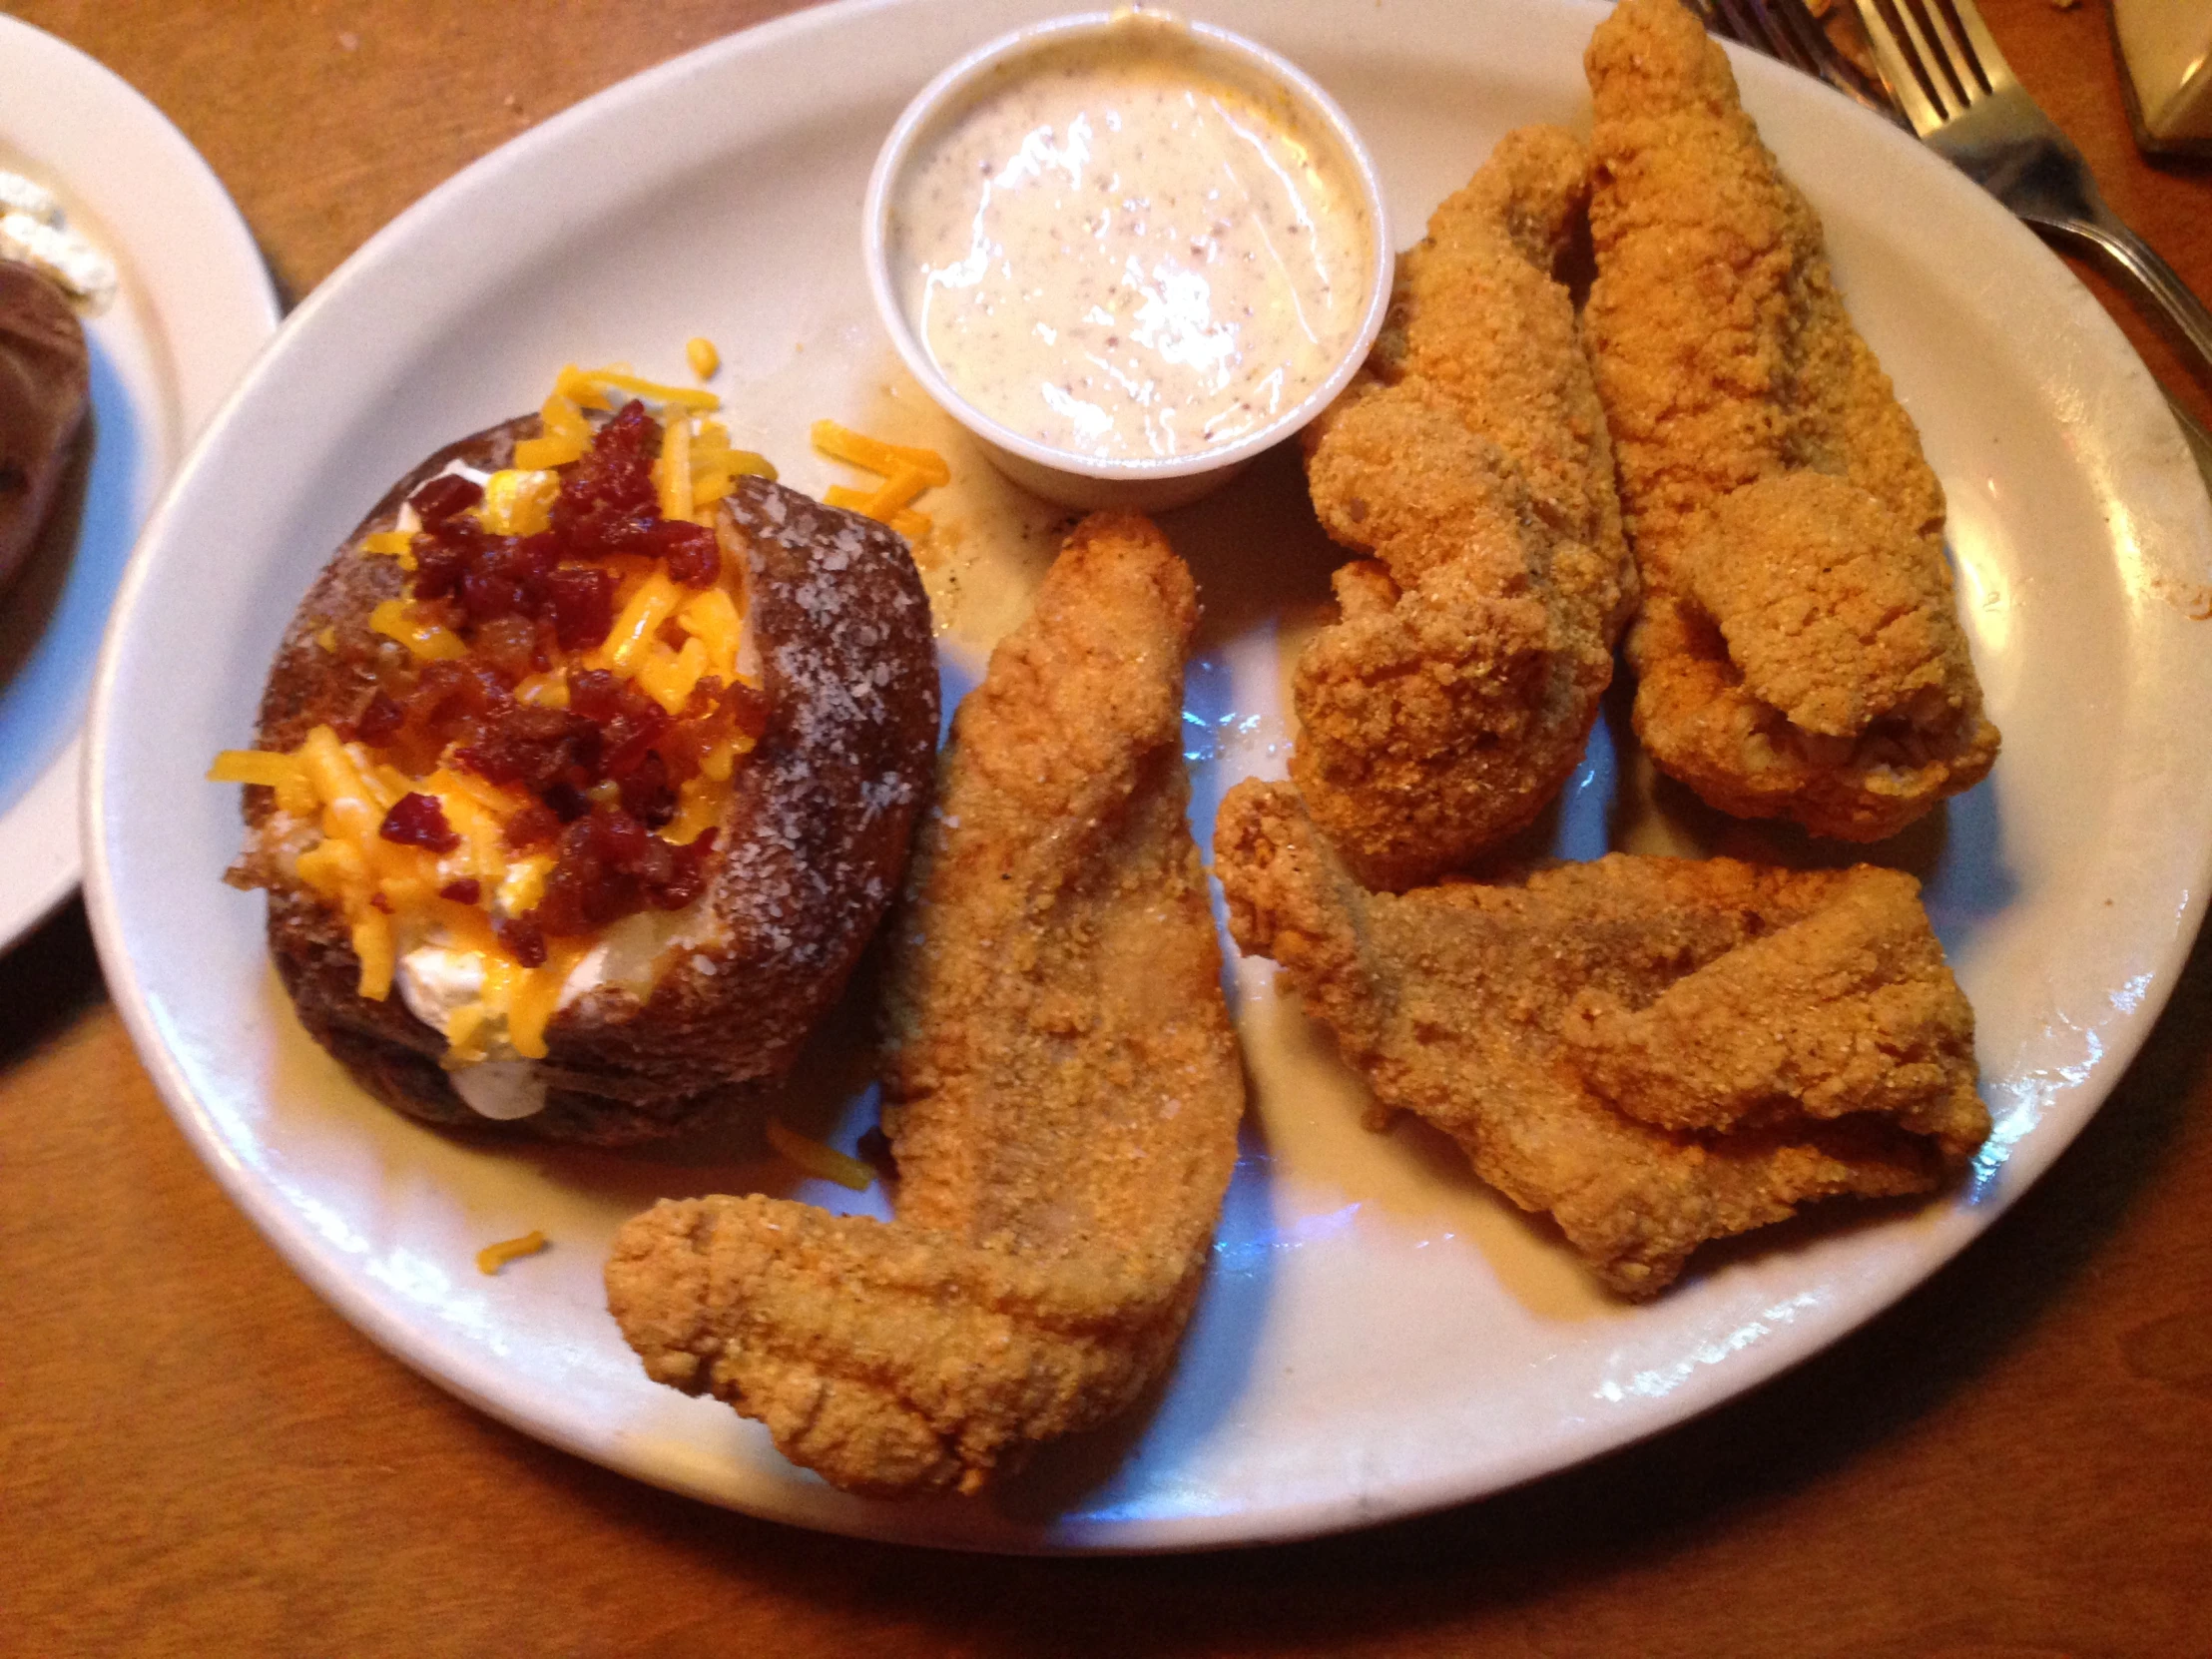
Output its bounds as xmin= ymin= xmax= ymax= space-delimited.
xmin=0 ymin=262 xmax=88 ymax=594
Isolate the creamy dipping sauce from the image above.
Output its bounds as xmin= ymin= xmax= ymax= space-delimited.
xmin=889 ymin=30 xmax=1375 ymax=463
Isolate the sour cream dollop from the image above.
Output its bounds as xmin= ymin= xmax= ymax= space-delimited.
xmin=886 ymin=29 xmax=1377 ymax=464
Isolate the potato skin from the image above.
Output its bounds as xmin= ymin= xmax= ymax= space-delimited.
xmin=241 ymin=416 xmax=939 ymax=1145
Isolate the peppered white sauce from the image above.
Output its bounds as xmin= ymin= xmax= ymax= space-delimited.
xmin=890 ymin=34 xmax=1373 ymax=462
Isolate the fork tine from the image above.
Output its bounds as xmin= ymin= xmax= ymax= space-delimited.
xmin=1895 ymin=0 xmax=1972 ymax=115
xmin=1764 ymin=0 xmax=1838 ymax=70
xmin=1743 ymin=0 xmax=1831 ymax=73
xmin=1910 ymin=0 xmax=1982 ymax=105
xmin=1680 ymin=0 xmax=1731 ymax=38
xmin=1852 ymin=0 xmax=1951 ymax=132
xmin=1935 ymin=0 xmax=2016 ymax=91
xmin=1716 ymin=0 xmax=1817 ymax=72
xmin=1701 ymin=0 xmax=1914 ymax=126
xmin=1765 ymin=0 xmax=1903 ymax=121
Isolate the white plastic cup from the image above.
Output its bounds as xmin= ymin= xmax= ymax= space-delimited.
xmin=863 ymin=10 xmax=1392 ymax=513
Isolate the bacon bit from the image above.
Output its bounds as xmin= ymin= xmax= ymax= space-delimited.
xmin=410 ymin=473 xmax=484 ymax=525
xmin=495 ymin=914 xmax=549 ymax=968
xmin=502 ymin=800 xmax=562 ymax=850
xmin=379 ymin=791 xmax=462 ymax=852
xmin=546 ymin=564 xmax=616 ymax=650
xmin=353 ymin=690 xmax=404 ymax=745
xmin=525 ymin=813 xmax=717 ymax=937
xmin=726 ymin=679 xmax=772 ymax=741
xmin=475 ymin=1231 xmax=548 ymax=1275
xmin=652 ymin=519 xmax=721 ymax=586
xmin=439 ymin=877 xmax=482 ymax=904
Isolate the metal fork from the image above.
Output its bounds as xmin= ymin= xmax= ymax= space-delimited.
xmin=1689 ymin=0 xmax=2212 ymax=481
xmin=1848 ymin=0 xmax=2212 ymax=390
xmin=1686 ymin=0 xmax=1903 ymax=125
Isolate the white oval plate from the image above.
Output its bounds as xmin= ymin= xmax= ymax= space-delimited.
xmin=85 ymin=0 xmax=2212 ymax=1551
xmin=0 ymin=15 xmax=276 ymax=952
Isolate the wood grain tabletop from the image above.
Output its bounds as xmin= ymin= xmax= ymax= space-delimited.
xmin=4 ymin=2 xmax=2209 ymax=1654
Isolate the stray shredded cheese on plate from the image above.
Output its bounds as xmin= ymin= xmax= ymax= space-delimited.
xmin=766 ymin=1119 xmax=874 ymax=1190
xmin=476 ymin=1231 xmax=548 ymax=1275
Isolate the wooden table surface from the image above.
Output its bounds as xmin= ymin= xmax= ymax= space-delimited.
xmin=6 ymin=2 xmax=2209 ymax=1653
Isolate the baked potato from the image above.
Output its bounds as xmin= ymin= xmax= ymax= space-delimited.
xmin=220 ymin=388 xmax=939 ymax=1144
xmin=0 ymin=262 xmax=89 ymax=595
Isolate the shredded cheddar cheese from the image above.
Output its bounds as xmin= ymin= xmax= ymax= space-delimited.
xmin=512 ymin=671 xmax=569 ymax=708
xmin=507 ymin=939 xmax=589 ymax=1058
xmin=553 ymin=364 xmax=613 ymax=409
xmin=690 ymin=418 xmax=776 ymax=503
xmin=516 ymin=389 xmax=593 ymax=469
xmin=237 ymin=723 xmax=599 ymax=1024
xmin=824 ymin=485 xmax=931 ymax=540
xmin=479 ymin=468 xmax=558 ymax=535
xmin=766 ymin=1119 xmax=875 ymax=1191
xmin=661 ymin=775 xmax=724 ymax=846
xmin=208 ymin=749 xmax=300 ymax=789
xmin=586 ymin=367 xmax=721 ymax=410
xmin=811 ymin=420 xmax=950 ymax=485
xmin=369 ymin=598 xmax=467 ymax=661
xmin=686 ymin=336 xmax=720 ymax=378
xmin=597 ymin=569 xmax=682 ymax=674
xmin=351 ymin=911 xmax=395 ymax=1000
xmin=812 ymin=420 xmax=947 ymax=545
xmin=676 ymin=585 xmax=742 ymax=683
xmin=208 ymin=749 xmax=318 ymax=817
xmin=654 ymin=410 xmax=694 ymax=523
xmin=476 ymin=1231 xmax=549 ymax=1275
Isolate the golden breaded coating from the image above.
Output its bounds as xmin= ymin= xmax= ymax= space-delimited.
xmin=1561 ymin=869 xmax=1985 ymax=1150
xmin=1213 ymin=779 xmax=1986 ymax=1298
xmin=607 ymin=515 xmax=1244 ymax=1495
xmin=1584 ymin=0 xmax=1997 ymax=841
xmin=1681 ymin=474 xmax=1975 ymax=740
xmin=604 ymin=1197 xmax=1202 ymax=1498
xmin=877 ymin=516 xmax=1235 ymax=1254
xmin=1295 ymin=126 xmax=1635 ymax=891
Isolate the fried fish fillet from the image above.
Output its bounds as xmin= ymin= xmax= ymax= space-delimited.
xmin=606 ymin=515 xmax=1244 ymax=1496
xmin=1214 ymin=779 xmax=1986 ymax=1297
xmin=1295 ymin=126 xmax=1635 ymax=891
xmin=1584 ymin=0 xmax=1997 ymax=840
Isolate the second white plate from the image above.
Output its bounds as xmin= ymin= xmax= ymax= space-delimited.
xmin=0 ymin=15 xmax=276 ymax=951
